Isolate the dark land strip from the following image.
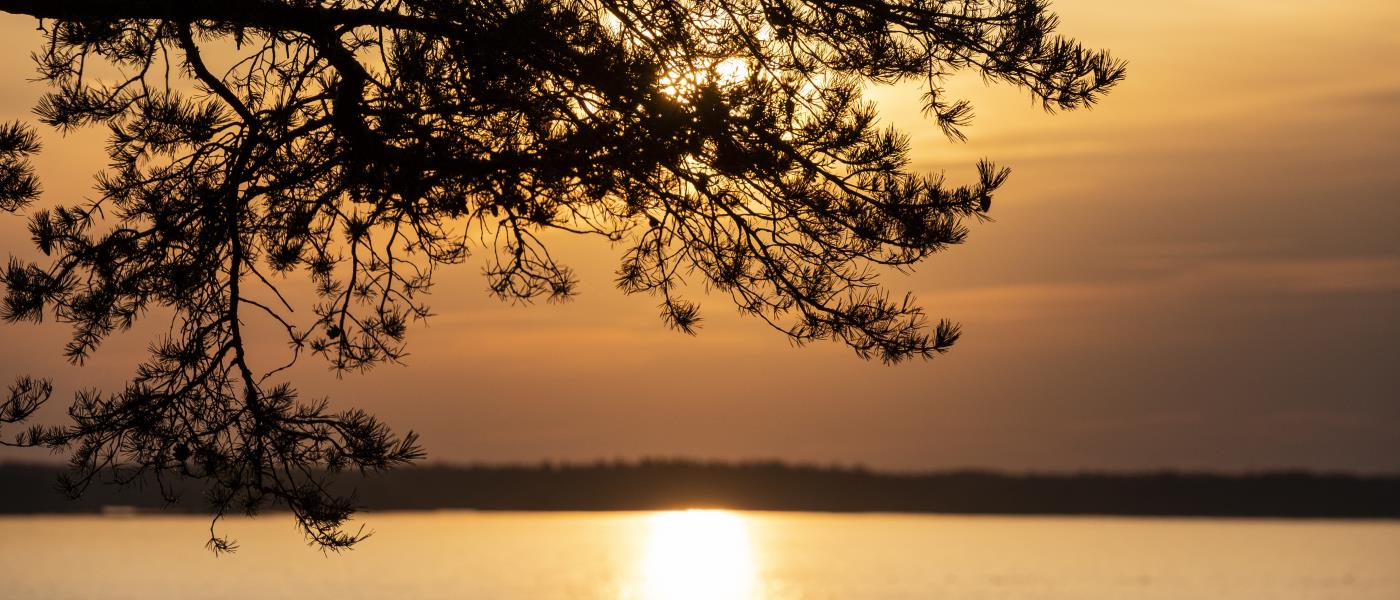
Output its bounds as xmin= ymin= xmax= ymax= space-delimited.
xmin=3 ymin=461 xmax=1397 ymax=518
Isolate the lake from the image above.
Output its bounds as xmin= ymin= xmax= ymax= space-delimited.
xmin=1 ymin=511 xmax=1397 ymax=599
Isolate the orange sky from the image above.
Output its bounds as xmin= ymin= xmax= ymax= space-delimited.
xmin=2 ymin=1 xmax=1398 ymax=472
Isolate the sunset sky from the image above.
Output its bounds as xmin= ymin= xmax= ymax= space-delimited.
xmin=1 ymin=0 xmax=1397 ymax=473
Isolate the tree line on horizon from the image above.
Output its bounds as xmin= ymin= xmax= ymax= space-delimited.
xmin=2 ymin=460 xmax=1396 ymax=519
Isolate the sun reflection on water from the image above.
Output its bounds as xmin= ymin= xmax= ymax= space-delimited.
xmin=639 ymin=510 xmax=757 ymax=600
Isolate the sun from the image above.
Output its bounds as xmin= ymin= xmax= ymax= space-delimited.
xmin=639 ymin=510 xmax=758 ymax=600
xmin=657 ymin=57 xmax=752 ymax=97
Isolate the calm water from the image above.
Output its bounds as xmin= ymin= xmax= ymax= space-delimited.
xmin=1 ymin=511 xmax=1397 ymax=599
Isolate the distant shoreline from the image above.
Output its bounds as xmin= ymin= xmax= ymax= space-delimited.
xmin=3 ymin=460 xmax=1398 ymax=519
xmin=7 ymin=510 xmax=1399 ymax=523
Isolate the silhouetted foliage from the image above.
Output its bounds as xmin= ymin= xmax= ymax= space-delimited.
xmin=0 ymin=0 xmax=1123 ymax=549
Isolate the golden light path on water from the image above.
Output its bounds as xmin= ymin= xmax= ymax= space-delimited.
xmin=639 ymin=510 xmax=757 ymax=600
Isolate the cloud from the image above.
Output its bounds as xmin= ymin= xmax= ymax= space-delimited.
xmin=921 ymin=255 xmax=1400 ymax=326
